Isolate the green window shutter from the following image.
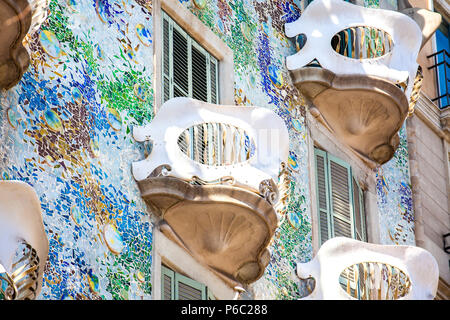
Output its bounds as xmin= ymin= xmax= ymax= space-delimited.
xmin=161 ymin=11 xmax=219 ymax=105
xmin=191 ymin=42 xmax=208 ymax=102
xmin=161 ymin=265 xmax=175 ymax=300
xmin=161 ymin=265 xmax=208 ymax=300
xmin=314 ymin=148 xmax=331 ymax=245
xmin=162 ymin=13 xmax=171 ymax=103
xmin=175 ymin=272 xmax=207 ymax=300
xmin=315 ymin=148 xmax=368 ymax=247
xmin=172 ymin=24 xmax=189 ymax=99
xmin=327 ymin=153 xmax=354 ymax=239
xmin=352 ymin=177 xmax=367 ymax=242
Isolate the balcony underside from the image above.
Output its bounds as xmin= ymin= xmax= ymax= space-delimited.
xmin=0 ymin=0 xmax=32 ymax=90
xmin=291 ymin=67 xmax=409 ymax=165
xmin=0 ymin=181 xmax=48 ymax=300
xmin=138 ymin=176 xmax=278 ymax=287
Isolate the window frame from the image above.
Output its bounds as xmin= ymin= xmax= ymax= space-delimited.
xmin=161 ymin=265 xmax=209 ymax=300
xmin=305 ymin=110 xmax=380 ymax=254
xmin=151 ymin=227 xmax=238 ymax=300
xmin=314 ymin=147 xmax=368 ymax=245
xmin=434 ymin=17 xmax=449 ymax=108
xmin=161 ymin=12 xmax=219 ymax=105
xmin=152 ymin=0 xmax=234 ymax=113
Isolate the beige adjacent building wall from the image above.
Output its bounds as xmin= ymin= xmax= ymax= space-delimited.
xmin=407 ymin=108 xmax=449 ymax=283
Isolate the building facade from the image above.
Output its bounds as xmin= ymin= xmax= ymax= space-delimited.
xmin=0 ymin=0 xmax=448 ymax=300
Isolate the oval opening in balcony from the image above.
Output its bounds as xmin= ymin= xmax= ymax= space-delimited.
xmin=339 ymin=262 xmax=410 ymax=300
xmin=295 ymin=33 xmax=307 ymax=52
xmin=177 ymin=123 xmax=256 ymax=166
xmin=331 ymin=27 xmax=393 ymax=59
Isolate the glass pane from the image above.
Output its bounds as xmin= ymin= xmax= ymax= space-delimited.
xmin=435 ymin=26 xmax=449 ymax=108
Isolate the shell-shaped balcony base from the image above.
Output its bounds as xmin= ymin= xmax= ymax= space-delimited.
xmin=0 ymin=0 xmax=31 ymax=90
xmin=0 ymin=181 xmax=48 ymax=300
xmin=291 ymin=68 xmax=409 ymax=165
xmin=137 ymin=176 xmax=278 ymax=287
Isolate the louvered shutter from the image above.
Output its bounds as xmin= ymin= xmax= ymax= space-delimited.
xmin=162 ymin=14 xmax=171 ymax=103
xmin=161 ymin=265 xmax=208 ymax=300
xmin=327 ymin=154 xmax=354 ymax=239
xmin=175 ymin=272 xmax=207 ymax=300
xmin=314 ymin=148 xmax=331 ymax=245
xmin=161 ymin=12 xmax=219 ymax=105
xmin=172 ymin=25 xmax=189 ymax=99
xmin=161 ymin=266 xmax=175 ymax=300
xmin=315 ymin=148 xmax=368 ymax=248
xmin=191 ymin=42 xmax=208 ymax=102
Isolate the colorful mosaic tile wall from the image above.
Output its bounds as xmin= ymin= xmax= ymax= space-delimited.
xmin=376 ymin=124 xmax=415 ymax=246
xmin=0 ymin=0 xmax=414 ymax=300
xmin=0 ymin=0 xmax=154 ymax=300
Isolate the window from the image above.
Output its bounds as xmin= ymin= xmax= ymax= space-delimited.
xmin=434 ymin=17 xmax=449 ymax=108
xmin=161 ymin=265 xmax=215 ymax=300
xmin=161 ymin=11 xmax=219 ymax=104
xmin=314 ymin=147 xmax=367 ymax=245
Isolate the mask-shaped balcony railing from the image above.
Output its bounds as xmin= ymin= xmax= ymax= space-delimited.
xmin=0 ymin=181 xmax=49 ymax=300
xmin=0 ymin=0 xmax=49 ymax=90
xmin=132 ymin=97 xmax=289 ymax=287
xmin=285 ymin=0 xmax=437 ymax=165
xmin=297 ymin=237 xmax=439 ymax=300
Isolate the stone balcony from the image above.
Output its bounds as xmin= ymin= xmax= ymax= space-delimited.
xmin=0 ymin=0 xmax=48 ymax=90
xmin=132 ymin=97 xmax=289 ymax=287
xmin=285 ymin=0 xmax=428 ymax=165
xmin=0 ymin=181 xmax=48 ymax=300
xmin=297 ymin=237 xmax=439 ymax=300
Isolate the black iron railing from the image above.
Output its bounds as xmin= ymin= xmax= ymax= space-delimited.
xmin=428 ymin=49 xmax=450 ymax=109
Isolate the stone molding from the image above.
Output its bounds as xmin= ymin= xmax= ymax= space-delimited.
xmin=414 ymin=93 xmax=450 ymax=143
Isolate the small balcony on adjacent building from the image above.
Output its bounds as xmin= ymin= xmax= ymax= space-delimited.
xmin=285 ymin=0 xmax=427 ymax=165
xmin=132 ymin=97 xmax=290 ymax=288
